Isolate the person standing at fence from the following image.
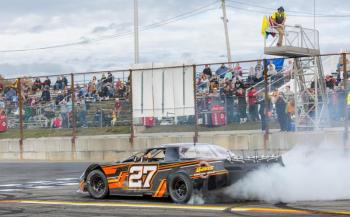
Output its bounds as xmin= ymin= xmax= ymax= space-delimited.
xmin=258 ymin=95 xmax=272 ymax=131
xmin=223 ymin=80 xmax=235 ymax=123
xmin=275 ymin=92 xmax=288 ymax=131
xmin=60 ymin=99 xmax=68 ymax=128
xmin=77 ymin=97 xmax=87 ymax=128
xmin=236 ymin=88 xmax=247 ymax=124
xmin=247 ymin=87 xmax=259 ymax=121
xmin=271 ymin=7 xmax=287 ymax=47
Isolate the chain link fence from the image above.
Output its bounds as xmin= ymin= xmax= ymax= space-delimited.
xmin=0 ymin=53 xmax=348 ymax=149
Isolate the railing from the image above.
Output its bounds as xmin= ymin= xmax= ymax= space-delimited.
xmin=264 ymin=25 xmax=319 ymax=50
xmin=0 ymin=53 xmax=348 ymax=155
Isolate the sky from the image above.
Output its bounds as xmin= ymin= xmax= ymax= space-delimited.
xmin=0 ymin=0 xmax=349 ymax=78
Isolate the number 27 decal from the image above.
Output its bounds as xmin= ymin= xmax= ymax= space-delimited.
xmin=129 ymin=165 xmax=158 ymax=188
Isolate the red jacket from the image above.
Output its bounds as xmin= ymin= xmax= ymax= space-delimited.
xmin=247 ymin=88 xmax=257 ymax=105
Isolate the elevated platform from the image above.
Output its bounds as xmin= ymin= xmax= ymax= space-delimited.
xmin=264 ymin=25 xmax=320 ymax=58
xmin=264 ymin=46 xmax=320 ymax=58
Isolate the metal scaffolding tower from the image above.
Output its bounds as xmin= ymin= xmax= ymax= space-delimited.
xmin=264 ymin=25 xmax=328 ymax=130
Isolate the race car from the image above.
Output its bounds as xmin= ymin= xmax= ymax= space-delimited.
xmin=79 ymin=143 xmax=282 ymax=203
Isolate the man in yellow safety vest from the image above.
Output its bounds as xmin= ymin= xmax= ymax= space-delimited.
xmin=271 ymin=7 xmax=287 ymax=47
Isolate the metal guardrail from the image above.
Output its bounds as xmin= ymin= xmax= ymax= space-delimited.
xmin=264 ymin=25 xmax=319 ymax=50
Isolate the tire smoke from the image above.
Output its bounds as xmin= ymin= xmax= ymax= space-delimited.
xmin=225 ymin=144 xmax=350 ymax=202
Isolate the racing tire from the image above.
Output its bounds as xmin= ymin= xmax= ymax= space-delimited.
xmin=168 ymin=173 xmax=193 ymax=204
xmin=86 ymin=170 xmax=109 ymax=199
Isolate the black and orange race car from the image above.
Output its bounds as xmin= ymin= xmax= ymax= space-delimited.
xmin=79 ymin=143 xmax=282 ymax=203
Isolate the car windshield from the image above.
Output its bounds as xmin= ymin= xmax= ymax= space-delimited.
xmin=179 ymin=144 xmax=234 ymax=160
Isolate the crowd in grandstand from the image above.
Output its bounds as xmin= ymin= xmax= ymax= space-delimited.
xmin=0 ymin=56 xmax=348 ymax=131
xmin=0 ymin=73 xmax=129 ymax=129
xmin=196 ymin=57 xmax=348 ymax=131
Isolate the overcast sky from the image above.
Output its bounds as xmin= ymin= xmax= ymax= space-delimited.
xmin=0 ymin=0 xmax=349 ymax=78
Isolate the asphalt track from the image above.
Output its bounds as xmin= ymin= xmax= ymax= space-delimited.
xmin=0 ymin=162 xmax=350 ymax=217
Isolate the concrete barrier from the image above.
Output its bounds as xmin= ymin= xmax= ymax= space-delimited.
xmin=0 ymin=129 xmax=348 ymax=161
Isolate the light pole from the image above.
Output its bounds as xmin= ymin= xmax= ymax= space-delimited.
xmin=134 ymin=0 xmax=140 ymax=64
xmin=221 ymin=0 xmax=232 ymax=63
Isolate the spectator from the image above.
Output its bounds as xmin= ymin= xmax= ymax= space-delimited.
xmin=52 ymin=116 xmax=62 ymax=128
xmin=54 ymin=76 xmax=63 ymax=90
xmin=247 ymin=87 xmax=259 ymax=121
xmin=114 ymin=98 xmax=122 ymax=117
xmin=198 ymin=73 xmax=209 ymax=93
xmin=106 ymin=72 xmax=114 ymax=83
xmin=268 ymin=62 xmax=277 ymax=77
xmin=93 ymin=108 xmax=103 ymax=127
xmin=111 ymin=110 xmax=117 ymax=127
xmin=255 ymin=60 xmax=263 ymax=83
xmin=236 ymin=88 xmax=247 ymax=124
xmin=77 ymin=98 xmax=87 ymax=128
xmin=325 ymin=75 xmax=336 ymax=90
xmin=223 ymin=69 xmax=233 ymax=82
xmin=234 ymin=77 xmax=245 ymax=90
xmin=87 ymin=81 xmax=97 ymax=98
xmin=60 ymin=99 xmax=68 ymax=128
xmin=117 ymin=80 xmax=127 ymax=98
xmin=32 ymin=78 xmax=42 ymax=91
xmin=286 ymin=99 xmax=295 ymax=131
xmin=246 ymin=66 xmax=256 ymax=85
xmin=233 ymin=63 xmax=243 ymax=77
xmin=202 ymin=64 xmax=212 ymax=78
xmin=62 ymin=76 xmax=68 ymax=89
xmin=5 ymin=88 xmax=16 ymax=102
xmin=78 ymin=85 xmax=88 ymax=98
xmin=43 ymin=77 xmax=51 ymax=87
xmin=268 ymin=63 xmax=277 ymax=89
xmin=215 ymin=64 xmax=228 ymax=78
xmin=41 ymin=86 xmax=51 ymax=102
xmin=223 ymin=80 xmax=235 ymax=123
xmin=275 ymin=92 xmax=288 ymax=131
xmin=115 ymin=78 xmax=122 ymax=90
xmin=55 ymin=90 xmax=64 ymax=105
xmin=258 ymin=96 xmax=272 ymax=131
xmin=284 ymin=85 xmax=294 ymax=102
xmin=209 ymin=76 xmax=219 ymax=93
xmin=284 ymin=59 xmax=293 ymax=81
xmin=101 ymin=73 xmax=107 ymax=83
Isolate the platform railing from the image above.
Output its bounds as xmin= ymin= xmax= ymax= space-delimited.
xmin=264 ymin=25 xmax=319 ymax=50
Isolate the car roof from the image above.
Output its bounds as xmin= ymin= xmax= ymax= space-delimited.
xmin=150 ymin=143 xmax=218 ymax=149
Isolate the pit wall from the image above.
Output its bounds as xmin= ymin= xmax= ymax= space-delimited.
xmin=0 ymin=130 xmax=347 ymax=161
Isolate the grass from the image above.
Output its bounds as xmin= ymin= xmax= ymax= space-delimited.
xmin=0 ymin=121 xmax=281 ymax=139
xmin=0 ymin=126 xmax=131 ymax=139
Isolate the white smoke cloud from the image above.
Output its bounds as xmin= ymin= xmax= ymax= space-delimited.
xmin=225 ymin=143 xmax=350 ymax=203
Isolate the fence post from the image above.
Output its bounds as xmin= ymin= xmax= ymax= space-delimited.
xmin=263 ymin=59 xmax=269 ymax=152
xmin=193 ymin=65 xmax=198 ymax=144
xmin=17 ymin=78 xmax=24 ymax=160
xmin=343 ymin=53 xmax=348 ymax=150
xmin=129 ymin=69 xmax=135 ymax=146
xmin=70 ymin=73 xmax=76 ymax=160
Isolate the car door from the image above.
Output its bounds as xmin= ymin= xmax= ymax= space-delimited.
xmin=125 ymin=148 xmax=165 ymax=195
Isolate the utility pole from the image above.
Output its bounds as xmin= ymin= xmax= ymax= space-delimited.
xmin=134 ymin=0 xmax=140 ymax=64
xmin=221 ymin=0 xmax=232 ymax=63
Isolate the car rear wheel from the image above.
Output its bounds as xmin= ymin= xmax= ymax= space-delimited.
xmin=86 ymin=170 xmax=109 ymax=199
xmin=168 ymin=173 xmax=193 ymax=204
